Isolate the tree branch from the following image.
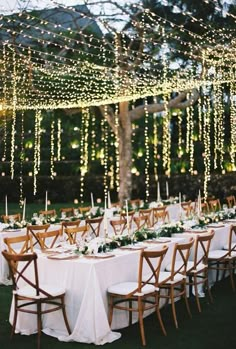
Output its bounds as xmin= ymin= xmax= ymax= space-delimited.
xmin=129 ymin=89 xmax=199 ymax=121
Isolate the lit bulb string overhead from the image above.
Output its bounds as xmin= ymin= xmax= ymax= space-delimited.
xmin=0 ymin=1 xmax=235 ymax=108
xmin=1 ymin=43 xmax=235 ymax=111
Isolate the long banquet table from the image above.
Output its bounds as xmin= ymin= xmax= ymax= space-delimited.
xmin=3 ymin=219 xmax=236 ymax=344
xmin=9 ymin=237 xmax=184 ymax=344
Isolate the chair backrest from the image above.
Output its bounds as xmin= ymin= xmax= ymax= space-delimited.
xmin=129 ymin=199 xmax=141 ymax=209
xmin=85 ymin=216 xmax=103 ymax=237
xmin=226 ymin=195 xmax=236 ymax=208
xmin=36 ymin=229 xmax=62 ymax=250
xmin=61 ymin=219 xmax=81 ymax=231
xmin=153 ymin=206 xmax=169 ymax=225
xmin=2 ymin=250 xmax=52 ymax=297
xmin=227 ymin=225 xmax=236 ymax=256
xmin=192 ymin=230 xmax=215 ymax=269
xmin=79 ymin=206 xmax=91 ymax=214
xmin=120 ymin=210 xmax=135 ymax=225
xmin=139 ymin=208 xmax=153 ymax=227
xmin=133 ymin=216 xmax=149 ymax=230
xmin=110 ymin=218 xmax=127 ymax=235
xmin=181 ymin=201 xmax=193 ymax=217
xmin=4 ymin=234 xmax=33 ymax=254
xmin=208 ymin=199 xmax=221 ymax=212
xmin=39 ymin=209 xmax=56 ymax=217
xmin=65 ymin=225 xmax=89 ymax=244
xmin=60 ymin=207 xmax=74 ymax=217
xmin=2 ymin=213 xmax=21 ymax=223
xmin=139 ymin=246 xmax=169 ymax=290
xmin=27 ymin=223 xmax=50 ymax=246
xmin=168 ymin=238 xmax=194 ymax=281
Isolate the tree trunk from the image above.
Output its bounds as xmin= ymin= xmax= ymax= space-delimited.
xmin=118 ymin=101 xmax=132 ymax=205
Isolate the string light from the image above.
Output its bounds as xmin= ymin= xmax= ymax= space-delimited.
xmin=144 ymin=98 xmax=150 ymax=202
xmin=229 ymin=80 xmax=236 ymax=168
xmin=10 ymin=46 xmax=17 ymax=179
xmin=19 ymin=111 xmax=24 ymax=206
xmin=57 ymin=118 xmax=61 ymax=161
xmin=153 ymin=97 xmax=159 ymax=181
xmin=114 ymin=103 xmax=120 ymax=193
xmin=203 ymin=91 xmax=211 ymax=201
xmin=103 ymin=106 xmax=109 ymax=201
xmin=50 ymin=115 xmax=55 ymax=180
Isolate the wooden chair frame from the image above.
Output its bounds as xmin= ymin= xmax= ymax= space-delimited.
xmin=110 ymin=218 xmax=127 ymax=235
xmin=208 ymin=225 xmax=236 ymax=291
xmin=4 ymin=234 xmax=33 ymax=255
xmin=139 ymin=208 xmax=153 ymax=228
xmin=2 ymin=250 xmax=71 ymax=349
xmin=208 ymin=199 xmax=221 ymax=212
xmin=26 ymin=224 xmax=50 ymax=248
xmin=2 ymin=213 xmax=21 ymax=223
xmin=181 ymin=201 xmax=193 ymax=217
xmin=159 ymin=238 xmax=194 ymax=329
xmin=36 ymin=229 xmax=62 ymax=250
xmin=186 ymin=231 xmax=215 ymax=312
xmin=226 ymin=195 xmax=236 ymax=208
xmin=133 ymin=216 xmax=149 ymax=231
xmin=85 ymin=216 xmax=103 ymax=237
xmin=65 ymin=225 xmax=89 ymax=244
xmin=152 ymin=206 xmax=169 ymax=226
xmin=108 ymin=246 xmax=168 ymax=346
xmin=60 ymin=207 xmax=74 ymax=217
xmin=39 ymin=209 xmax=56 ymax=218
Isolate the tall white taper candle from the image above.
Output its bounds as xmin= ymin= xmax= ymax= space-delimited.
xmin=45 ymin=191 xmax=48 ymax=211
xmin=91 ymin=193 xmax=94 ymax=208
xmin=5 ymin=195 xmax=8 ymax=216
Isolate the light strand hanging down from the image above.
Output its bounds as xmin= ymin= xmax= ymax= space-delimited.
xmin=203 ymin=91 xmax=211 ymax=201
xmin=50 ymin=116 xmax=55 ymax=180
xmin=19 ymin=111 xmax=25 ymax=206
xmin=144 ymin=98 xmax=150 ymax=202
xmin=10 ymin=46 xmax=17 ymax=180
xmin=103 ymin=106 xmax=109 ymax=202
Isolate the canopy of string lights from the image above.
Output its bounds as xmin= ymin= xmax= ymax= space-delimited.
xmin=0 ymin=0 xmax=235 ymax=204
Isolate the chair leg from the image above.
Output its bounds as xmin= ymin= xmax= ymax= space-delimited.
xmin=61 ymin=296 xmax=71 ymax=335
xmin=205 ymin=272 xmax=213 ymax=303
xmin=229 ymin=261 xmax=236 ymax=292
xmin=11 ymin=296 xmax=18 ymax=339
xmin=108 ymin=295 xmax=114 ymax=327
xmin=170 ymin=287 xmax=178 ymax=329
xmin=138 ymin=297 xmax=146 ymax=346
xmin=193 ymin=275 xmax=201 ymax=313
xmin=128 ymin=300 xmax=132 ymax=326
xmin=37 ymin=302 xmax=42 ymax=349
xmin=156 ymin=294 xmax=167 ymax=336
xmin=183 ymin=284 xmax=192 ymax=319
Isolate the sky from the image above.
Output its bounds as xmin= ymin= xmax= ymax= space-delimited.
xmin=0 ymin=0 xmax=138 ymax=31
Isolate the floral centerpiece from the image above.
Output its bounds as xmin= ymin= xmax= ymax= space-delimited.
xmin=4 ymin=220 xmax=27 ymax=230
xmin=158 ymin=222 xmax=184 ymax=237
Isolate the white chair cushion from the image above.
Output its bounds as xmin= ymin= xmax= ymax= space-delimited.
xmin=159 ymin=271 xmax=185 ymax=284
xmin=223 ymin=243 xmax=236 ymax=251
xmin=208 ymin=250 xmax=230 ymax=259
xmin=108 ymin=281 xmax=155 ymax=296
xmin=16 ymin=284 xmax=66 ymax=298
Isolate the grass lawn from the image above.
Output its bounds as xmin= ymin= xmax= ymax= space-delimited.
xmin=0 ymin=277 xmax=236 ymax=349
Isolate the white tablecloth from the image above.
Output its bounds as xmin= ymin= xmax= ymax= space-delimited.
xmin=9 ymin=237 xmax=184 ymax=344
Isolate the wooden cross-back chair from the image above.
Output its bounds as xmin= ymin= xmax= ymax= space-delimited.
xmin=129 ymin=199 xmax=141 ymax=209
xmin=159 ymin=238 xmax=194 ymax=329
xmin=36 ymin=229 xmax=62 ymax=250
xmin=4 ymin=234 xmax=33 ymax=255
xmin=78 ymin=206 xmax=91 ymax=215
xmin=208 ymin=199 xmax=221 ymax=212
xmin=39 ymin=209 xmax=56 ymax=218
xmin=120 ymin=210 xmax=135 ymax=228
xmin=60 ymin=207 xmax=74 ymax=217
xmin=133 ymin=215 xmax=149 ymax=231
xmin=139 ymin=208 xmax=153 ymax=228
xmin=186 ymin=230 xmax=215 ymax=312
xmin=226 ymin=195 xmax=236 ymax=208
xmin=85 ymin=216 xmax=103 ymax=238
xmin=65 ymin=225 xmax=89 ymax=244
xmin=2 ymin=213 xmax=21 ymax=223
xmin=181 ymin=201 xmax=193 ymax=217
xmin=107 ymin=246 xmax=169 ymax=346
xmin=2 ymin=250 xmax=71 ymax=349
xmin=152 ymin=206 xmax=169 ymax=226
xmin=26 ymin=224 xmax=50 ymax=248
xmin=110 ymin=218 xmax=127 ymax=235
xmin=208 ymin=225 xmax=236 ymax=291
